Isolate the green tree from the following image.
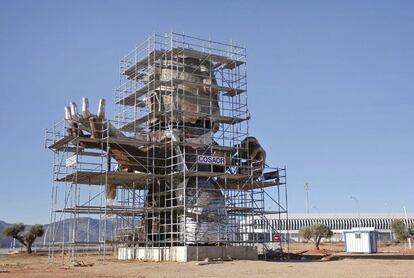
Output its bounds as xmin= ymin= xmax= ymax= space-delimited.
xmin=2 ymin=223 xmax=44 ymax=254
xmin=299 ymin=224 xmax=333 ymax=250
xmin=391 ymin=219 xmax=410 ymax=242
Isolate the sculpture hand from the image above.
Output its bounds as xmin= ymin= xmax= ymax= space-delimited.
xmin=64 ymin=97 xmax=124 ymax=138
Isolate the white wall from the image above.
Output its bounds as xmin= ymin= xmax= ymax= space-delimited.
xmin=344 ymin=231 xmax=377 ymax=253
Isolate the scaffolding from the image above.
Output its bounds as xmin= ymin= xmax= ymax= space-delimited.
xmin=45 ymin=32 xmax=288 ymax=262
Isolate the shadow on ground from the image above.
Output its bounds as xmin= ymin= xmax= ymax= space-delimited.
xmin=339 ymin=254 xmax=414 ymax=260
xmin=261 ymin=252 xmax=414 ymax=263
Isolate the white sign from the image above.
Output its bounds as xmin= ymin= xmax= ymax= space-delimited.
xmin=65 ymin=155 xmax=77 ymax=167
xmin=197 ymin=155 xmax=226 ymax=166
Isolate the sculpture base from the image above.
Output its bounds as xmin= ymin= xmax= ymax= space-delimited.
xmin=117 ymin=246 xmax=258 ymax=262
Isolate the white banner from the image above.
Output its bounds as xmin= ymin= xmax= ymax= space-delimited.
xmin=65 ymin=155 xmax=77 ymax=167
xmin=197 ymin=155 xmax=226 ymax=166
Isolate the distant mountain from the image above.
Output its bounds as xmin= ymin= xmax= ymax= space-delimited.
xmin=0 ymin=220 xmax=14 ymax=248
xmin=0 ymin=218 xmax=114 ymax=248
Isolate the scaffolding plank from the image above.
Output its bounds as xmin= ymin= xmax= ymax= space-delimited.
xmin=61 ymin=136 xmax=154 ymax=147
xmin=57 ymin=206 xmax=144 ymax=216
xmin=108 ymin=137 xmax=154 ymax=147
xmin=51 ymin=134 xmax=169 ymax=149
xmin=48 ymin=136 xmax=106 ymax=156
xmin=57 ymin=205 xmax=185 ymax=215
xmin=172 ymin=78 xmax=245 ymax=96
xmin=119 ymin=111 xmax=161 ymax=132
xmin=173 ymin=48 xmax=244 ymax=70
xmin=182 ymin=171 xmax=248 ymax=180
xmin=74 ymin=150 xmax=104 ymax=157
xmin=116 ymin=79 xmax=166 ymax=105
xmin=123 ymin=48 xmax=244 ymax=80
xmin=226 ymin=208 xmax=281 ymax=215
xmin=120 ymin=110 xmax=247 ymax=132
xmin=55 ymin=171 xmax=159 ymax=188
xmin=48 ymin=135 xmax=74 ymax=150
xmin=180 ymin=142 xmax=235 ymax=152
xmin=123 ymin=50 xmax=165 ymax=78
xmin=211 ymin=114 xmax=248 ymax=124
xmin=117 ymin=78 xmax=245 ymax=108
xmin=130 ymin=99 xmax=146 ymax=108
xmin=217 ymin=180 xmax=277 ymax=190
xmin=48 ymin=146 xmax=94 ymax=155
xmin=175 ymin=110 xmax=248 ymax=124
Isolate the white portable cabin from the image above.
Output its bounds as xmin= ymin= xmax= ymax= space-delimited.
xmin=344 ymin=227 xmax=377 ymax=253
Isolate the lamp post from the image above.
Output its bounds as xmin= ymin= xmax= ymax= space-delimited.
xmin=311 ymin=205 xmax=320 ymax=214
xmin=349 ymin=195 xmax=361 ymax=230
xmin=385 ymin=202 xmax=393 ymax=241
xmin=305 ymin=183 xmax=310 ymax=214
xmin=403 ymin=206 xmax=412 ymax=249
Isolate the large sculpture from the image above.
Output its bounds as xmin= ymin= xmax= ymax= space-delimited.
xmin=64 ymin=51 xmax=266 ymax=244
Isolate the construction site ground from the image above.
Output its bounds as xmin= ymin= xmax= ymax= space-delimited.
xmin=1 ymin=243 xmax=413 ymax=277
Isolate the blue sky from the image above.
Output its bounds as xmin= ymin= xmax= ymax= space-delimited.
xmin=0 ymin=0 xmax=413 ymax=224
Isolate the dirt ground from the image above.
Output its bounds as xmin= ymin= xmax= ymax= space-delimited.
xmin=1 ymin=243 xmax=414 ymax=278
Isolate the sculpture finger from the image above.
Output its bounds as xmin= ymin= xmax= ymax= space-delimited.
xmin=82 ymin=97 xmax=91 ymax=118
xmin=97 ymin=98 xmax=106 ymax=120
xmin=64 ymin=106 xmax=72 ymax=122
xmin=69 ymin=102 xmax=80 ymax=121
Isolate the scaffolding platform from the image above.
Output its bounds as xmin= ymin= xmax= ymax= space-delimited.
xmin=48 ymin=134 xmax=247 ymax=155
xmin=54 ymin=169 xmax=278 ymax=191
xmin=48 ymin=135 xmax=158 ymax=150
xmin=56 ymin=205 xmax=145 ymax=216
xmin=116 ymin=80 xmax=168 ymax=105
xmin=48 ymin=135 xmax=74 ymax=150
xmin=217 ymin=179 xmax=278 ymax=190
xmin=120 ymin=111 xmax=248 ymax=132
xmin=123 ymin=47 xmax=245 ymax=78
xmin=116 ymin=78 xmax=244 ymax=107
xmin=55 ymin=171 xmax=156 ymax=188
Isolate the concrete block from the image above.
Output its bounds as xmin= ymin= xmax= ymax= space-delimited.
xmin=118 ymin=246 xmax=258 ymax=262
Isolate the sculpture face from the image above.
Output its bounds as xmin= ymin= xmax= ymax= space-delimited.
xmin=64 ymin=51 xmax=266 ymax=245
xmin=147 ymin=58 xmax=220 ymax=126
